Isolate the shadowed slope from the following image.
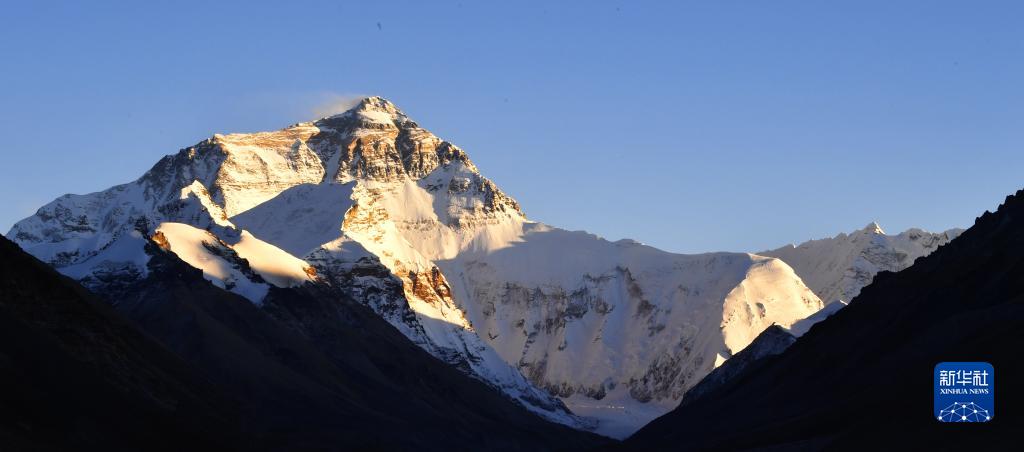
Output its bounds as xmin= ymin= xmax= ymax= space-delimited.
xmin=0 ymin=235 xmax=241 ymax=451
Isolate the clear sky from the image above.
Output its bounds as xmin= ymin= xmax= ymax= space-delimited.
xmin=1 ymin=1 xmax=1022 ymax=253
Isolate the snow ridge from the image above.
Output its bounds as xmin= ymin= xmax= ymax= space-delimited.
xmin=761 ymin=223 xmax=963 ymax=305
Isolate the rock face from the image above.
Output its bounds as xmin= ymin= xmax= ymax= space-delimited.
xmin=762 ymin=222 xmax=963 ymax=305
xmin=8 ymin=96 xmax=823 ymax=437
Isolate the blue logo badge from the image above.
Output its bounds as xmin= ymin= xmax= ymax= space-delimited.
xmin=934 ymin=362 xmax=994 ymax=422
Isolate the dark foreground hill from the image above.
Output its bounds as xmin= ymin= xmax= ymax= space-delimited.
xmin=0 ymin=234 xmax=609 ymax=451
xmin=626 ymin=191 xmax=1024 ymax=450
xmin=0 ymin=235 xmax=239 ymax=450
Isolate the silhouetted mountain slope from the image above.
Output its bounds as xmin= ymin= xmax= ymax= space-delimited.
xmin=627 ymin=190 xmax=1024 ymax=451
xmin=0 ymin=235 xmax=241 ymax=451
xmin=105 ymin=240 xmax=611 ymax=450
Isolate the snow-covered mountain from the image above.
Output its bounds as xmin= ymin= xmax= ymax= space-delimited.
xmin=8 ymin=97 xmax=823 ymax=438
xmin=761 ymin=222 xmax=963 ymax=305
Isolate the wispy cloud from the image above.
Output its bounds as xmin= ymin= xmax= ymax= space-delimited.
xmin=310 ymin=93 xmax=368 ymax=118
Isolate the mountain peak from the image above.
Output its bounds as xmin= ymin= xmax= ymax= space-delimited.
xmin=352 ymin=95 xmax=401 ymax=114
xmin=862 ymin=221 xmax=885 ymax=235
xmin=318 ymin=95 xmax=414 ymax=130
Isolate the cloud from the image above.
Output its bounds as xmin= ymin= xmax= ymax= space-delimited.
xmin=310 ymin=93 xmax=368 ymax=119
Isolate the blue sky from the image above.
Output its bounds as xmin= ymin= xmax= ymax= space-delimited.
xmin=1 ymin=1 xmax=1021 ymax=253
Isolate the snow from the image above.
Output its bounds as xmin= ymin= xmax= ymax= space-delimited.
xmin=8 ymin=181 xmax=149 ymax=266
xmin=156 ymin=222 xmax=269 ymax=303
xmin=180 ymin=181 xmax=234 ymax=227
xmin=59 ymin=229 xmax=151 ymax=280
xmin=719 ymin=257 xmax=822 ymax=353
xmin=230 ymin=182 xmax=355 ymax=257
xmin=864 ymin=221 xmax=885 ymax=235
xmin=356 ymin=109 xmax=395 ymax=125
xmin=230 ymin=230 xmax=314 ymax=287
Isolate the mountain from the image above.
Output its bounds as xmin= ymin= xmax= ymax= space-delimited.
xmin=762 ymin=222 xmax=963 ymax=305
xmin=8 ymin=96 xmax=823 ymax=437
xmin=0 ymin=232 xmax=609 ymax=450
xmin=626 ymin=190 xmax=1024 ymax=450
